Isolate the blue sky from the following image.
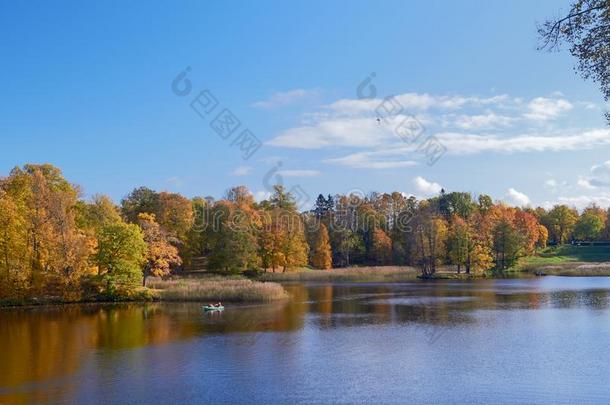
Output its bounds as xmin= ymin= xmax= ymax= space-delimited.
xmin=2 ymin=0 xmax=609 ymax=210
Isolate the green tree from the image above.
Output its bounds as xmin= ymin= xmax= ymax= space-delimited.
xmin=207 ymin=197 xmax=260 ymax=273
xmin=94 ymin=222 xmax=147 ymax=296
xmin=121 ymin=187 xmax=159 ymax=223
xmin=447 ymin=215 xmax=472 ymax=273
xmin=547 ymin=205 xmax=579 ymax=244
xmin=574 ymin=207 xmax=606 ymax=240
xmin=76 ymin=194 xmax=122 ymax=231
xmin=539 ymin=0 xmax=610 ymax=123
xmin=410 ymin=202 xmax=448 ymax=277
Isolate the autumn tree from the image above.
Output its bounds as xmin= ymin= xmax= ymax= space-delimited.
xmin=155 ymin=192 xmax=194 ymax=241
xmin=514 ymin=209 xmax=540 ymax=256
xmin=371 ymin=227 xmax=392 ymax=265
xmin=410 ymin=202 xmax=448 ymax=277
xmin=537 ymin=224 xmax=549 ymax=250
xmin=310 ymin=223 xmax=332 ymax=269
xmin=447 ymin=215 xmax=471 ymax=273
xmin=138 ymin=213 xmax=182 ymax=285
xmin=1 ymin=165 xmax=93 ymax=297
xmin=259 ymin=186 xmax=308 ymax=272
xmin=0 ymin=189 xmax=27 ymax=298
xmin=207 ymin=199 xmax=260 ymax=273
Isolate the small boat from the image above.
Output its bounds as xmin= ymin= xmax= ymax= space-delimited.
xmin=203 ymin=305 xmax=224 ymax=311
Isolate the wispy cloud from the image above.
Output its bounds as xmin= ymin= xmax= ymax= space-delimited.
xmin=276 ymin=169 xmax=321 ymax=177
xmin=449 ymin=112 xmax=514 ymax=130
xmin=165 ymin=176 xmax=184 ymax=188
xmin=544 ymin=178 xmax=569 ymax=193
xmin=267 ymin=91 xmax=604 ymax=171
xmin=524 ymin=97 xmax=573 ymax=121
xmin=324 ymin=150 xmax=418 ymax=169
xmin=231 ymin=166 xmax=252 ymax=176
xmin=434 ymin=129 xmax=610 ymax=154
xmin=267 ymin=116 xmax=397 ymax=149
xmin=252 ymin=89 xmax=318 ymax=109
xmin=325 ymin=93 xmax=510 ymax=114
xmin=320 ymin=128 xmax=610 ymax=166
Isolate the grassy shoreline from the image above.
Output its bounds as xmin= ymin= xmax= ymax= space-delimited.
xmin=5 ymin=246 xmax=610 ymax=307
xmin=1 ymin=277 xmax=289 ymax=307
xmin=257 ymin=266 xmax=419 ymax=282
xmin=512 ymin=245 xmax=610 ymax=276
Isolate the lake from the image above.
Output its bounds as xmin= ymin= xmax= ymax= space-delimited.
xmin=3 ymin=276 xmax=610 ymax=404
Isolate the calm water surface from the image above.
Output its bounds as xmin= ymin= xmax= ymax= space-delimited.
xmin=3 ymin=276 xmax=610 ymax=404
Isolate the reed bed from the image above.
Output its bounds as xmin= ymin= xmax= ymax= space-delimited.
xmin=147 ymin=277 xmax=289 ymax=302
xmin=258 ymin=266 xmax=419 ymax=282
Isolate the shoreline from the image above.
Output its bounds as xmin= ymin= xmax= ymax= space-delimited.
xmin=6 ymin=262 xmax=610 ymax=308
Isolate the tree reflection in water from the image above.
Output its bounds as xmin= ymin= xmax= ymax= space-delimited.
xmin=3 ymin=277 xmax=610 ymax=404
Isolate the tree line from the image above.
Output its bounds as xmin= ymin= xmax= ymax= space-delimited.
xmin=0 ymin=164 xmax=607 ymax=300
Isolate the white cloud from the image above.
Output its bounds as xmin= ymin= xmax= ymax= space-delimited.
xmin=267 ymin=116 xmax=398 ymax=149
xmin=450 ymin=112 xmax=514 ymax=130
xmin=576 ymin=160 xmax=610 ymax=189
xmin=577 ymin=177 xmax=596 ymax=190
xmin=253 ymin=191 xmax=272 ymax=202
xmin=231 ymin=166 xmax=252 ymax=176
xmin=252 ymin=89 xmax=318 ymax=109
xmin=524 ymin=97 xmax=573 ymax=121
xmin=544 ymin=179 xmax=557 ymax=188
xmin=324 ymin=150 xmax=418 ymax=169
xmin=434 ymin=129 xmax=610 ymax=154
xmin=267 ymin=89 xmax=607 ymax=159
xmin=544 ymin=178 xmax=570 ymax=193
xmin=320 ymin=128 xmax=610 ymax=166
xmin=325 ymin=93 xmax=510 ymax=115
xmin=555 ymin=195 xmax=610 ymax=210
xmin=276 ymin=169 xmax=320 ymax=177
xmin=504 ymin=188 xmax=530 ymax=206
xmin=589 ymin=161 xmax=610 ymax=187
xmin=413 ymin=176 xmax=442 ymax=195
xmin=579 ymin=101 xmax=599 ymax=110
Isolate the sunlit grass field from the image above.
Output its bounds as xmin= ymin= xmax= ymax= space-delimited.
xmin=516 ymin=245 xmax=610 ymax=276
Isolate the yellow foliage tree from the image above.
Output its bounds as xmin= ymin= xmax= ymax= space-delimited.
xmin=311 ymin=223 xmax=332 ymax=269
xmin=372 ymin=228 xmax=392 ymax=265
xmin=138 ymin=213 xmax=182 ymax=284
